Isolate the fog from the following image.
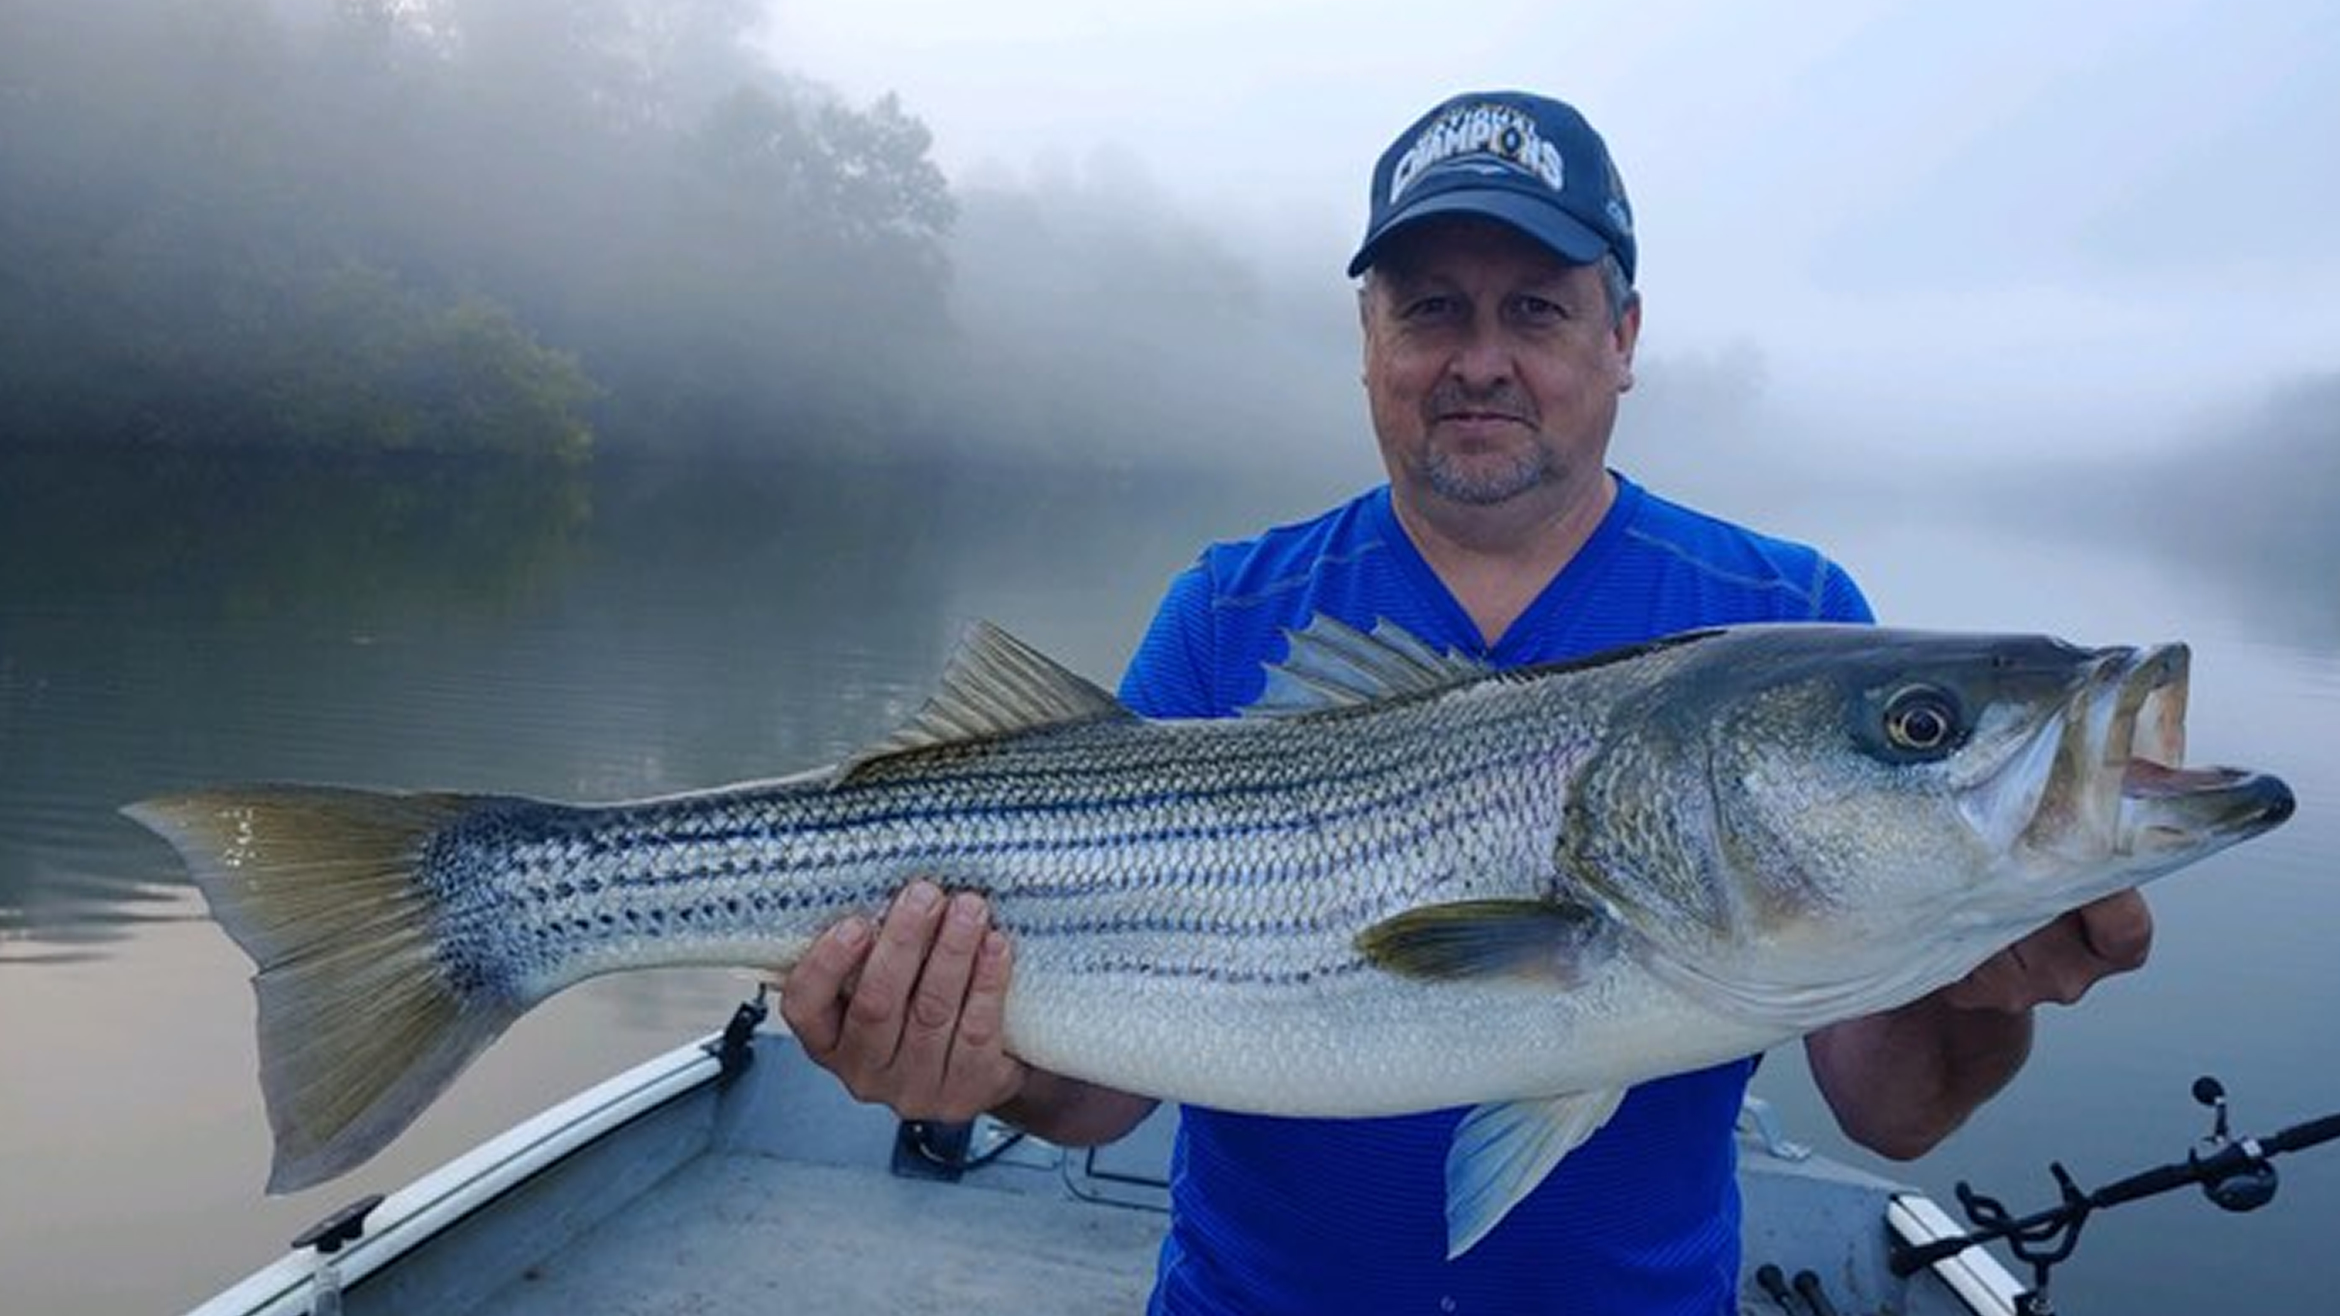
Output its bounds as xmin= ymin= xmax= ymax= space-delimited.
xmin=768 ymin=0 xmax=2340 ymax=466
xmin=1 ymin=0 xmax=2333 ymax=511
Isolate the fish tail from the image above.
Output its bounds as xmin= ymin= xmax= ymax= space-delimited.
xmin=124 ymin=785 xmax=523 ymax=1194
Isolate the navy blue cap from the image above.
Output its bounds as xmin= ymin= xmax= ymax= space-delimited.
xmin=1348 ymin=91 xmax=1635 ymax=283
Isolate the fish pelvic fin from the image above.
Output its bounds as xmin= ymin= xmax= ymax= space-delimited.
xmin=1447 ymin=1089 xmax=1627 ymax=1258
xmin=122 ymin=786 xmax=522 ymax=1194
xmin=838 ymin=620 xmax=1134 ymax=784
xmin=1354 ymin=898 xmax=1615 ymax=985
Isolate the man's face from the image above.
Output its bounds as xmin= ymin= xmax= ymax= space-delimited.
xmin=1360 ymin=216 xmax=1640 ymax=511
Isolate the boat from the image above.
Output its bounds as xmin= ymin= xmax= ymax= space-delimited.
xmin=185 ymin=995 xmax=2029 ymax=1316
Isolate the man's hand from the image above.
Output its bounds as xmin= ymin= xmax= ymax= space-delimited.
xmin=1939 ymin=889 xmax=2154 ymax=1013
xmin=778 ymin=879 xmax=1026 ymax=1123
xmin=1810 ymin=890 xmax=2153 ymax=1160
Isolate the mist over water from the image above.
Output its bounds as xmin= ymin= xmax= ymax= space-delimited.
xmin=2 ymin=1 xmax=2335 ymax=1311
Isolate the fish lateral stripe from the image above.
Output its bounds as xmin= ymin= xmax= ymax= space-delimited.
xmin=453 ymin=701 xmax=1582 ymax=962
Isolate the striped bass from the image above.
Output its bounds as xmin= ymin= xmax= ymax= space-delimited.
xmin=125 ymin=617 xmax=2295 ymax=1255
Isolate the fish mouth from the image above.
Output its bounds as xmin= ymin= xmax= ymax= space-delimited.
xmin=2058 ymin=644 xmax=2295 ymax=861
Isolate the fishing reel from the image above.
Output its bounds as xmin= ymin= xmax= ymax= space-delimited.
xmin=2190 ymin=1075 xmax=2279 ymax=1212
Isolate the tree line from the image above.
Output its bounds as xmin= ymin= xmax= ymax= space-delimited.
xmin=0 ymin=0 xmax=960 ymax=462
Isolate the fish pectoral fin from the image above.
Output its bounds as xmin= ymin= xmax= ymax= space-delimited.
xmin=1241 ymin=614 xmax=1488 ymax=717
xmin=838 ymin=620 xmax=1135 ymax=783
xmin=1354 ymin=898 xmax=1614 ymax=985
xmin=1447 ymin=1089 xmax=1627 ymax=1258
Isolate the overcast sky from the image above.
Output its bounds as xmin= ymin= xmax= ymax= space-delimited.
xmin=757 ymin=0 xmax=2337 ymax=456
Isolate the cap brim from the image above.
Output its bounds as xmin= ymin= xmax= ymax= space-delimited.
xmin=1347 ymin=187 xmax=1611 ymax=277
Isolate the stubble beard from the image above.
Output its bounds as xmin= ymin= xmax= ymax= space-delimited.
xmin=1418 ymin=440 xmax=1554 ymax=506
xmin=1409 ymin=378 xmax=1556 ymax=506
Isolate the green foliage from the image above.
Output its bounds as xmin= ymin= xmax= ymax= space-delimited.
xmin=0 ymin=227 xmax=594 ymax=457
xmin=0 ymin=0 xmax=958 ymax=459
xmin=690 ymin=86 xmax=954 ymax=273
xmin=256 ymin=270 xmax=598 ymax=461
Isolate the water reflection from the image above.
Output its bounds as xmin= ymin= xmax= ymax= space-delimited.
xmin=0 ymin=449 xmax=1328 ymax=955
xmin=2 ymin=446 xmax=595 ymax=953
xmin=0 ymin=447 xmax=592 ymax=614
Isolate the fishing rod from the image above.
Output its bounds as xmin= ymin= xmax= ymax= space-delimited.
xmin=1889 ymin=1075 xmax=2340 ymax=1315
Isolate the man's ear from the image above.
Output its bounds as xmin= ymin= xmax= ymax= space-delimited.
xmin=1614 ymin=293 xmax=1643 ymax=393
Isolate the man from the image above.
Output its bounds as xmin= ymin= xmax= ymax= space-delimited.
xmin=780 ymin=91 xmax=2152 ymax=1312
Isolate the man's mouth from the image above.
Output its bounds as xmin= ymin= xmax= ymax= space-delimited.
xmin=1432 ymin=409 xmax=1532 ymax=428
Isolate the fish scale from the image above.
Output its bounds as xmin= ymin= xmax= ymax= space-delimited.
xmin=456 ymin=682 xmax=1591 ymax=1005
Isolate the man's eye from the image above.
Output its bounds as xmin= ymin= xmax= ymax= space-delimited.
xmin=1511 ymin=295 xmax=1569 ymax=323
xmin=1402 ymin=295 xmax=1458 ymax=320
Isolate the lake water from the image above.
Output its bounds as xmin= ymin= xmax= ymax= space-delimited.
xmin=2 ymin=449 xmax=2332 ymax=1313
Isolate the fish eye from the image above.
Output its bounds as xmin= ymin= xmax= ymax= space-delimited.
xmin=1882 ymin=686 xmax=1963 ymax=755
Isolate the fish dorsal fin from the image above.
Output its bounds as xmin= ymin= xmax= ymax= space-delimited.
xmin=838 ymin=621 xmax=1133 ymax=783
xmin=1242 ymin=615 xmax=1488 ymax=717
xmin=1446 ymin=1088 xmax=1628 ymax=1257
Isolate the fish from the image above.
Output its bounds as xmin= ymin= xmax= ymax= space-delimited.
xmin=124 ymin=617 xmax=2295 ymax=1257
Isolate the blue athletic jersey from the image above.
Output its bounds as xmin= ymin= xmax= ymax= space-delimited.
xmin=1117 ymin=475 xmax=1873 ymax=1316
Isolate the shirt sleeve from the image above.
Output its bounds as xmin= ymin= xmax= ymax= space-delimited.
xmin=1816 ymin=557 xmax=1876 ymax=624
xmin=1118 ymin=557 xmax=1221 ymax=718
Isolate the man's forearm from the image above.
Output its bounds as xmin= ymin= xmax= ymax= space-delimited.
xmin=1807 ymin=997 xmax=2035 ymax=1161
xmin=993 ymin=1069 xmax=1159 ymax=1148
xmin=1810 ymin=895 xmax=2150 ymax=1161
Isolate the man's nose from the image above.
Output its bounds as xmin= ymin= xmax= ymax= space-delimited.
xmin=1446 ymin=318 xmax=1514 ymax=388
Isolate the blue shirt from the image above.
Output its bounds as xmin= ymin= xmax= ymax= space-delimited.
xmin=1118 ymin=475 xmax=1872 ymax=1315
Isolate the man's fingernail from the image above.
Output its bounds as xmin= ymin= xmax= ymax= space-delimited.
xmin=901 ymin=882 xmax=942 ymax=914
xmin=949 ymin=893 xmax=984 ymax=927
xmin=833 ymin=918 xmax=870 ymax=948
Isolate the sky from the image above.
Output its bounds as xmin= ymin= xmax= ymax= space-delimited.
xmin=756 ymin=0 xmax=2339 ymax=457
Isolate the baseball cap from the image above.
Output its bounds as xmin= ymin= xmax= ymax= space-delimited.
xmin=1347 ymin=91 xmax=1636 ymax=283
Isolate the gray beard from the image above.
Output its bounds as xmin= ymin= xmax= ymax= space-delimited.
xmin=1420 ymin=445 xmax=1553 ymax=506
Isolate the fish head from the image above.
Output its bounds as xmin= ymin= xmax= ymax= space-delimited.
xmin=1564 ymin=625 xmax=2294 ymax=1018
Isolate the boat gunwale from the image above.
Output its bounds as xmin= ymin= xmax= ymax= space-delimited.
xmin=183 ymin=1037 xmax=725 ymax=1316
xmin=181 ymin=1025 xmax=2031 ymax=1316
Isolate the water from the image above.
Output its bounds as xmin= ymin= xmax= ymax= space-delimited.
xmin=2 ymin=449 xmax=2332 ymax=1313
